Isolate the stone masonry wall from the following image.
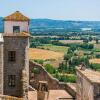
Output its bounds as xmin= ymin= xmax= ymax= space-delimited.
xmin=4 ymin=21 xmax=29 ymax=33
xmin=29 ymin=61 xmax=59 ymax=90
xmin=3 ymin=36 xmax=29 ymax=97
xmin=76 ymin=71 xmax=94 ymax=100
xmin=29 ymin=61 xmax=76 ymax=98
xmin=0 ymin=42 xmax=3 ymax=94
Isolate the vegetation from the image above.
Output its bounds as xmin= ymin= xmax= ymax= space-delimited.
xmin=34 ymin=59 xmax=44 ymax=65
xmin=29 ymin=32 xmax=100 ymax=83
xmin=90 ymin=64 xmax=100 ymax=71
xmin=44 ymin=64 xmax=56 ymax=74
xmin=32 ymin=68 xmax=40 ymax=74
xmin=53 ymin=73 xmax=76 ymax=83
xmin=38 ymin=44 xmax=68 ymax=53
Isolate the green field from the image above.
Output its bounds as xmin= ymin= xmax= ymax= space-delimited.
xmin=37 ymin=44 xmax=68 ymax=53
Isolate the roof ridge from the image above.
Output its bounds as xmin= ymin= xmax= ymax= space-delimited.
xmin=4 ymin=11 xmax=29 ymax=21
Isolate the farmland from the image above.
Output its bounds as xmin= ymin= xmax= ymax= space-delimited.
xmin=28 ymin=48 xmax=64 ymax=67
xmin=29 ymin=36 xmax=100 ymax=82
xmin=89 ymin=58 xmax=100 ymax=64
xmin=28 ymin=48 xmax=64 ymax=60
xmin=37 ymin=44 xmax=68 ymax=53
xmin=59 ymin=40 xmax=83 ymax=44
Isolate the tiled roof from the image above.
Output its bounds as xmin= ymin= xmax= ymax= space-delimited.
xmin=20 ymin=32 xmax=30 ymax=36
xmin=3 ymin=32 xmax=30 ymax=37
xmin=4 ymin=11 xmax=29 ymax=21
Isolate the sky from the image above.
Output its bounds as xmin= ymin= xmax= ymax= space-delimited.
xmin=0 ymin=0 xmax=100 ymax=21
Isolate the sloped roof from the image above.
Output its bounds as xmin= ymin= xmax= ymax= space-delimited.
xmin=4 ymin=11 xmax=29 ymax=21
xmin=3 ymin=32 xmax=30 ymax=37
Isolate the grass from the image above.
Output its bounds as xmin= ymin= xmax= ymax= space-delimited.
xmin=93 ymin=48 xmax=100 ymax=52
xmin=37 ymin=44 xmax=68 ymax=53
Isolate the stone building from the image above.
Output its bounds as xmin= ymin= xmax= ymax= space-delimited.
xmin=0 ymin=11 xmax=30 ymax=97
xmin=76 ymin=67 xmax=100 ymax=100
xmin=0 ymin=33 xmax=4 ymax=94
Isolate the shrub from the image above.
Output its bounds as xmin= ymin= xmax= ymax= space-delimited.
xmin=44 ymin=64 xmax=56 ymax=74
xmin=90 ymin=64 xmax=100 ymax=71
xmin=34 ymin=59 xmax=44 ymax=65
xmin=32 ymin=68 xmax=40 ymax=74
xmin=54 ymin=74 xmax=76 ymax=83
xmin=95 ymin=54 xmax=100 ymax=58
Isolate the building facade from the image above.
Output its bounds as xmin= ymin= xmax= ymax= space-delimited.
xmin=0 ymin=11 xmax=30 ymax=97
xmin=0 ymin=33 xmax=4 ymax=94
xmin=76 ymin=67 xmax=100 ymax=100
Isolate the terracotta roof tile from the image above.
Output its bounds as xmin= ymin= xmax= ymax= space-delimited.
xmin=3 ymin=32 xmax=30 ymax=37
xmin=4 ymin=11 xmax=29 ymax=21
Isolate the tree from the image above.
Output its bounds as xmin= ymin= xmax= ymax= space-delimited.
xmin=88 ymin=36 xmax=92 ymax=41
xmin=96 ymin=38 xmax=99 ymax=44
xmin=64 ymin=53 xmax=72 ymax=61
xmin=83 ymin=39 xmax=88 ymax=43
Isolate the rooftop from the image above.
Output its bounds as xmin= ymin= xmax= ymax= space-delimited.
xmin=0 ymin=33 xmax=3 ymax=42
xmin=4 ymin=11 xmax=29 ymax=21
xmin=28 ymin=90 xmax=73 ymax=100
xmin=76 ymin=67 xmax=100 ymax=84
xmin=3 ymin=32 xmax=30 ymax=37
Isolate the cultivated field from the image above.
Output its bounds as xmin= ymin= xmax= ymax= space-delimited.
xmin=94 ymin=44 xmax=100 ymax=50
xmin=28 ymin=48 xmax=64 ymax=60
xmin=28 ymin=48 xmax=64 ymax=67
xmin=59 ymin=40 xmax=83 ymax=44
xmin=37 ymin=44 xmax=68 ymax=53
xmin=89 ymin=58 xmax=100 ymax=64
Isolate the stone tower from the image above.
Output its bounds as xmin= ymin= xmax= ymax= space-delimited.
xmin=0 ymin=33 xmax=4 ymax=94
xmin=3 ymin=11 xmax=30 ymax=97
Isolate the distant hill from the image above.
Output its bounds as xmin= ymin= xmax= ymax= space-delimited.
xmin=30 ymin=19 xmax=100 ymax=29
xmin=0 ymin=17 xmax=3 ymax=32
xmin=30 ymin=19 xmax=100 ymax=33
xmin=0 ymin=17 xmax=100 ymax=33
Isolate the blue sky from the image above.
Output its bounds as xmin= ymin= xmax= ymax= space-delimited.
xmin=0 ymin=0 xmax=100 ymax=21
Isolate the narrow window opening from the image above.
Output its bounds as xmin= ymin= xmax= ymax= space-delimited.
xmin=8 ymin=75 xmax=16 ymax=87
xmin=8 ymin=51 xmax=16 ymax=62
xmin=13 ymin=26 xmax=20 ymax=33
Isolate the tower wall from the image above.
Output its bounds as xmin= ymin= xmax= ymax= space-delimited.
xmin=4 ymin=21 xmax=29 ymax=33
xmin=0 ymin=42 xmax=3 ymax=94
xmin=3 ymin=36 xmax=29 ymax=97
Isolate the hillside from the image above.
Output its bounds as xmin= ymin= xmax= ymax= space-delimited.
xmin=0 ymin=17 xmax=100 ymax=33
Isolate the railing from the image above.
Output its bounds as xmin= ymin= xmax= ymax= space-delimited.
xmin=0 ymin=95 xmax=23 ymax=100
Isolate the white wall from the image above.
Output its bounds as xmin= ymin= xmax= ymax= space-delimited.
xmin=4 ymin=21 xmax=29 ymax=33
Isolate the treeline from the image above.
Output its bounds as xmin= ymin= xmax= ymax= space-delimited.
xmin=30 ymin=37 xmax=94 ymax=50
